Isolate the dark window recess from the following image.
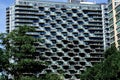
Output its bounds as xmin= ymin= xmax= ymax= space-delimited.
xmin=80 ymin=62 xmax=86 ymax=65
xmin=67 ymin=13 xmax=72 ymax=17
xmin=39 ymin=48 xmax=46 ymax=52
xmin=79 ymin=53 xmax=85 ymax=57
xmin=45 ymin=19 xmax=51 ymax=23
xmin=85 ymin=49 xmax=91 ymax=53
xmin=56 ymin=44 xmax=63 ymax=48
xmin=62 ymin=24 xmax=68 ymax=28
xmin=62 ymin=40 xmax=69 ymax=44
xmin=45 ymin=11 xmax=50 ymax=15
xmin=52 ymin=65 xmax=58 ymax=69
xmin=78 ymin=29 xmax=84 ymax=33
xmin=56 ymin=20 xmax=62 ymax=24
xmin=73 ymin=25 xmax=78 ymax=29
xmin=72 ymin=17 xmax=78 ymax=21
xmin=74 ymin=49 xmax=79 ymax=52
xmin=57 ymin=61 xmax=63 ymax=65
xmin=84 ymin=33 xmax=89 ymax=37
xmin=69 ymin=70 xmax=76 ymax=74
xmin=75 ymin=74 xmax=80 ymax=79
xmin=61 ymin=8 xmax=67 ymax=12
xmin=74 ymin=66 xmax=81 ymax=70
xmin=62 ymin=32 xmax=67 ymax=36
xmin=78 ymin=37 xmax=84 ymax=41
xmin=40 ymin=31 xmax=46 ymax=35
xmin=62 ymin=48 xmax=69 ymax=52
xmin=64 ymin=74 xmax=72 ymax=79
xmin=77 ymin=13 xmax=83 ymax=17
xmin=84 ymin=18 xmax=88 ymax=21
xmin=57 ymin=28 xmax=62 ymax=32
xmin=68 ymin=53 xmax=75 ymax=57
xmin=63 ymin=66 xmax=69 ymax=69
xmin=46 ymin=44 xmax=52 ymax=48
xmin=67 ymin=44 xmax=74 ymax=48
xmin=73 ymin=40 xmax=79 ymax=44
xmin=40 ymin=56 xmax=48 ymax=61
xmin=57 ymin=52 xmax=64 ymax=56
xmin=51 ymin=40 xmax=56 ymax=44
xmin=74 ymin=57 xmax=80 ymax=61
xmin=39 ymin=15 xmax=44 ymax=19
xmin=73 ymin=33 xmax=78 ymax=37
xmin=39 ymin=23 xmax=45 ymax=27
xmin=68 ymin=36 xmax=74 ymax=40
xmin=51 ymin=23 xmax=56 ymax=28
xmin=62 ymin=16 xmax=67 ymax=20
xmin=68 ymin=20 xmax=73 ymax=24
xmin=45 ymin=52 xmax=52 ymax=56
xmin=72 ymin=9 xmax=78 ymax=13
xmin=33 ymin=35 xmax=39 ymax=38
xmin=56 ymin=12 xmax=61 ymax=16
xmin=69 ymin=61 xmax=75 ymax=65
xmin=45 ymin=27 xmax=51 ymax=31
xmin=51 ymin=32 xmax=56 ymax=36
xmin=52 ymin=48 xmax=57 ymax=52
xmin=79 ymin=45 xmax=85 ymax=48
xmin=33 ymin=20 xmax=38 ymax=23
xmin=51 ymin=16 xmax=56 ymax=20
xmin=41 ymin=39 xmax=45 ymax=43
xmin=46 ymin=36 xmax=51 ymax=40
xmin=56 ymin=36 xmax=63 ymax=40
xmin=78 ymin=21 xmax=83 ymax=25
xmin=63 ymin=57 xmax=70 ymax=61
xmin=39 ymin=7 xmax=44 ymax=11
xmin=50 ymin=8 xmax=56 ymax=12
xmin=84 ymin=26 xmax=88 ymax=29
xmin=85 ymin=42 xmax=89 ymax=45
xmin=67 ymin=28 xmax=73 ymax=32
xmin=52 ymin=57 xmax=59 ymax=60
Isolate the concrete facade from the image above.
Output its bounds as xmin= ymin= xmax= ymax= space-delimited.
xmin=6 ymin=0 xmax=109 ymax=79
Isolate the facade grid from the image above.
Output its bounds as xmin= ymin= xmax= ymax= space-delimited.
xmin=6 ymin=0 xmax=109 ymax=79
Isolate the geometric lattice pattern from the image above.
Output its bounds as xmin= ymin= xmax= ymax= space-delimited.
xmin=6 ymin=0 xmax=109 ymax=79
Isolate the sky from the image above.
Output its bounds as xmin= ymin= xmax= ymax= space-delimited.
xmin=0 ymin=0 xmax=107 ymax=33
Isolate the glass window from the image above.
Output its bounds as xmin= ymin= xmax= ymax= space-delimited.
xmin=57 ymin=28 xmax=62 ymax=32
xmin=67 ymin=28 xmax=73 ymax=32
xmin=72 ymin=9 xmax=78 ymax=13
xmin=73 ymin=33 xmax=78 ymax=37
xmin=50 ymin=7 xmax=56 ymax=12
xmin=45 ymin=27 xmax=51 ymax=31
xmin=67 ymin=13 xmax=72 ymax=17
xmin=56 ymin=36 xmax=63 ymax=40
xmin=40 ymin=31 xmax=46 ymax=35
xmin=51 ymin=32 xmax=56 ymax=36
xmin=39 ymin=7 xmax=44 ymax=11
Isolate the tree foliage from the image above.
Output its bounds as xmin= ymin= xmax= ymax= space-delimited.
xmin=0 ymin=26 xmax=47 ymax=79
xmin=80 ymin=46 xmax=120 ymax=80
xmin=0 ymin=25 xmax=63 ymax=80
xmin=18 ymin=73 xmax=63 ymax=80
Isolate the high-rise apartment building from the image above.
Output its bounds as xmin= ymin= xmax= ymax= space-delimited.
xmin=108 ymin=0 xmax=120 ymax=49
xmin=6 ymin=0 xmax=109 ymax=79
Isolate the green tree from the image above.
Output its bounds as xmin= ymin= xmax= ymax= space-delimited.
xmin=0 ymin=48 xmax=9 ymax=73
xmin=44 ymin=73 xmax=63 ymax=80
xmin=18 ymin=73 xmax=63 ymax=80
xmin=0 ymin=26 xmax=47 ymax=79
xmin=0 ymin=26 xmax=63 ymax=80
xmin=80 ymin=46 xmax=120 ymax=80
